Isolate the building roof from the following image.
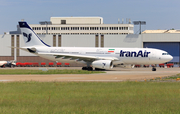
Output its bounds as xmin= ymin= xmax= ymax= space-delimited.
xmin=142 ymin=30 xmax=180 ymax=33
xmin=50 ymin=17 xmax=103 ymax=25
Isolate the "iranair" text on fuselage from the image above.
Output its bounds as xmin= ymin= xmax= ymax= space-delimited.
xmin=120 ymin=50 xmax=151 ymax=57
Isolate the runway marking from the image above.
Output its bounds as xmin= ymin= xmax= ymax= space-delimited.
xmin=71 ymin=80 xmax=124 ymax=82
xmin=55 ymin=77 xmax=85 ymax=79
xmin=0 ymin=80 xmax=12 ymax=82
xmin=106 ymin=71 xmax=158 ymax=74
xmin=0 ymin=67 xmax=180 ymax=82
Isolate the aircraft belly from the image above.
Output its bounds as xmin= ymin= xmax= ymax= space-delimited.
xmin=120 ymin=57 xmax=149 ymax=64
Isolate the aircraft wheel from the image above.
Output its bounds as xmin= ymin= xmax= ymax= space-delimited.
xmin=152 ymin=67 xmax=156 ymax=71
xmin=82 ymin=67 xmax=87 ymax=70
xmin=88 ymin=67 xmax=93 ymax=71
xmin=95 ymin=68 xmax=99 ymax=71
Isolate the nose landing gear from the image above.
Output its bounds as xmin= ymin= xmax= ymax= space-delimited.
xmin=152 ymin=67 xmax=156 ymax=71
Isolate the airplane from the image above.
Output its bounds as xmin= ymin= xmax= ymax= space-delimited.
xmin=0 ymin=60 xmax=16 ymax=68
xmin=17 ymin=21 xmax=173 ymax=71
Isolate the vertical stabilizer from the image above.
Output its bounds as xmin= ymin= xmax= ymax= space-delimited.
xmin=19 ymin=22 xmax=50 ymax=47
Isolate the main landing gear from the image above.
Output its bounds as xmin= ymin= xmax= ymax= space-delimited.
xmin=152 ymin=67 xmax=156 ymax=71
xmin=82 ymin=67 xmax=93 ymax=71
xmin=82 ymin=67 xmax=106 ymax=71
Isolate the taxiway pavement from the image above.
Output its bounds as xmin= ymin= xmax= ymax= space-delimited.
xmin=0 ymin=67 xmax=180 ymax=82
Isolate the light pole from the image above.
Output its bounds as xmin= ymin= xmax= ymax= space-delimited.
xmin=39 ymin=21 xmax=52 ymax=34
xmin=133 ymin=21 xmax=146 ymax=34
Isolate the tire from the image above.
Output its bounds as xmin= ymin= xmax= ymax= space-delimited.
xmin=152 ymin=67 xmax=156 ymax=71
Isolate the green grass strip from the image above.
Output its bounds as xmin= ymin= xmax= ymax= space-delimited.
xmin=0 ymin=81 xmax=180 ymax=113
xmin=164 ymin=73 xmax=180 ymax=79
xmin=0 ymin=69 xmax=105 ymax=75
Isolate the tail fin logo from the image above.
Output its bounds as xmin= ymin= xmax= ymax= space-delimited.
xmin=23 ymin=32 xmax=32 ymax=43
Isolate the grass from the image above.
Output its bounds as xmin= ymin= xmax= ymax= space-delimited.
xmin=147 ymin=73 xmax=180 ymax=81
xmin=0 ymin=81 xmax=180 ymax=113
xmin=0 ymin=69 xmax=105 ymax=75
xmin=164 ymin=73 xmax=180 ymax=79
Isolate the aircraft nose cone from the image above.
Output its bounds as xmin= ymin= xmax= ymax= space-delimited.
xmin=169 ymin=55 xmax=173 ymax=61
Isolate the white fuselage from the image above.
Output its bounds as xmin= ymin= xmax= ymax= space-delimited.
xmin=29 ymin=47 xmax=173 ymax=65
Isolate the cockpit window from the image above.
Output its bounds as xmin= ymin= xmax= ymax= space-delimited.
xmin=162 ymin=53 xmax=169 ymax=55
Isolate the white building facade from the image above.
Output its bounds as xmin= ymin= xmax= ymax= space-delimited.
xmin=30 ymin=17 xmax=134 ymax=35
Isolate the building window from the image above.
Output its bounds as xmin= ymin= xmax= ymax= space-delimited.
xmin=42 ymin=27 xmax=47 ymax=30
xmin=90 ymin=27 xmax=94 ymax=30
xmin=109 ymin=27 xmax=118 ymax=30
xmin=80 ymin=27 xmax=89 ymax=30
xmin=56 ymin=27 xmax=60 ymax=30
xmin=71 ymin=27 xmax=79 ymax=30
xmin=90 ymin=27 xmax=98 ymax=30
xmin=71 ymin=33 xmax=79 ymax=35
xmin=61 ymin=27 xmax=68 ymax=30
xmin=101 ymin=27 xmax=108 ymax=30
xmin=85 ymin=27 xmax=89 ymax=30
xmin=52 ymin=27 xmax=56 ymax=30
xmin=115 ymin=27 xmax=118 ymax=30
xmin=61 ymin=20 xmax=66 ymax=24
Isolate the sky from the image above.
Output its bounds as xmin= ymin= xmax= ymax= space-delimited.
xmin=0 ymin=0 xmax=180 ymax=34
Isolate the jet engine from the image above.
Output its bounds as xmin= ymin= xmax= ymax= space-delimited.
xmin=92 ymin=60 xmax=113 ymax=69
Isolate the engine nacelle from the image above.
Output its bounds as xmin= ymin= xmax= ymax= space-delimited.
xmin=92 ymin=60 xmax=113 ymax=69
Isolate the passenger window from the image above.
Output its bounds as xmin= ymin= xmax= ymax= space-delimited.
xmin=162 ymin=53 xmax=169 ymax=55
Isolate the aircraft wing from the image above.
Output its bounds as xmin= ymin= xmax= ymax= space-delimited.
xmin=38 ymin=52 xmax=119 ymax=62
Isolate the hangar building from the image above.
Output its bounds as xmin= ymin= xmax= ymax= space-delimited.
xmin=0 ymin=17 xmax=180 ymax=66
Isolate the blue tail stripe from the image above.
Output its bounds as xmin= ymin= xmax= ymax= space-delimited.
xmin=19 ymin=22 xmax=51 ymax=47
xmin=19 ymin=22 xmax=32 ymax=29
